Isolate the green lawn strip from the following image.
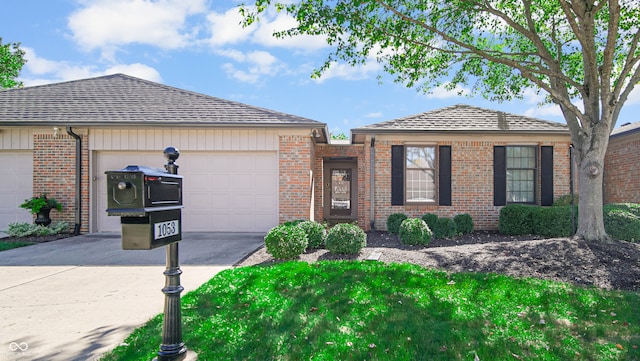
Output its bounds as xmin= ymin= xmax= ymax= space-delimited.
xmin=101 ymin=261 xmax=640 ymax=361
xmin=0 ymin=241 xmax=35 ymax=251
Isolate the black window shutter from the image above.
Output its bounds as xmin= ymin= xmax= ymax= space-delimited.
xmin=494 ymin=146 xmax=506 ymax=206
xmin=391 ymin=145 xmax=404 ymax=206
xmin=540 ymin=146 xmax=554 ymax=206
xmin=439 ymin=146 xmax=452 ymax=206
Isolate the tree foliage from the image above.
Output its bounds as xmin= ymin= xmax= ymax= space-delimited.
xmin=243 ymin=0 xmax=640 ymax=242
xmin=0 ymin=38 xmax=26 ymax=89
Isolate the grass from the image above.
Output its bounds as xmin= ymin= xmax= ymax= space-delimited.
xmin=101 ymin=261 xmax=640 ymax=361
xmin=0 ymin=241 xmax=35 ymax=251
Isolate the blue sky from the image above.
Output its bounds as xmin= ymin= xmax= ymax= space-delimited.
xmin=2 ymin=0 xmax=639 ymax=135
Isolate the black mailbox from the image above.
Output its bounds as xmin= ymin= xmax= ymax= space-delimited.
xmin=106 ymin=165 xmax=183 ymax=250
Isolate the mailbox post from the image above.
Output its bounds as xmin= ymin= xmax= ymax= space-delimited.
xmin=106 ymin=147 xmax=189 ymax=361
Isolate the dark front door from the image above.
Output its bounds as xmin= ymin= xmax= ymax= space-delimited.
xmin=324 ymin=160 xmax=357 ymax=220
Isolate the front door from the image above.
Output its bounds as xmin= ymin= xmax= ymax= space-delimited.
xmin=324 ymin=160 xmax=358 ymax=221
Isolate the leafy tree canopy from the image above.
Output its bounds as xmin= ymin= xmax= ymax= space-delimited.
xmin=0 ymin=38 xmax=26 ymax=89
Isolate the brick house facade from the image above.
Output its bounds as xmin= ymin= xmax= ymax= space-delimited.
xmin=604 ymin=122 xmax=640 ymax=204
xmin=0 ymin=75 xmax=573 ymax=234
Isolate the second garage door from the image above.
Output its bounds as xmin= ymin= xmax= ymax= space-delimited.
xmin=96 ymin=151 xmax=278 ymax=232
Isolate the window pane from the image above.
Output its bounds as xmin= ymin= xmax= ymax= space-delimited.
xmin=406 ymin=169 xmax=435 ymax=202
xmin=507 ymin=169 xmax=534 ymax=203
xmin=405 ymin=146 xmax=436 ymax=202
xmin=406 ymin=147 xmax=435 ymax=169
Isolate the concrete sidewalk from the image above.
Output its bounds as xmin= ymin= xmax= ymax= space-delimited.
xmin=0 ymin=232 xmax=264 ymax=361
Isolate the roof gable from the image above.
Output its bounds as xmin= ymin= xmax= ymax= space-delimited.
xmin=0 ymin=73 xmax=324 ymax=127
xmin=353 ymin=104 xmax=569 ymax=134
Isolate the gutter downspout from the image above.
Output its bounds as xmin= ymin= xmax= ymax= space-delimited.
xmin=66 ymin=127 xmax=82 ymax=235
xmin=370 ymin=136 xmax=376 ymax=231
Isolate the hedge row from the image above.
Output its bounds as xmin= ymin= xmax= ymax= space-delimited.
xmin=498 ymin=203 xmax=640 ymax=242
xmin=265 ymin=220 xmax=366 ymax=260
xmin=387 ymin=212 xmax=475 ymax=245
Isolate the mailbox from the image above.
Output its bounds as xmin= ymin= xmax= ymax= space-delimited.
xmin=106 ymin=165 xmax=183 ymax=250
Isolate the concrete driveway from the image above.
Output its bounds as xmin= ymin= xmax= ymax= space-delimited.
xmin=0 ymin=232 xmax=264 ymax=361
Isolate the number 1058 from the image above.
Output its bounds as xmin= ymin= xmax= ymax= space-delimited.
xmin=154 ymin=220 xmax=179 ymax=240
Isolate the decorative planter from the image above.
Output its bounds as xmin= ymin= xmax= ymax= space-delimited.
xmin=35 ymin=207 xmax=53 ymax=226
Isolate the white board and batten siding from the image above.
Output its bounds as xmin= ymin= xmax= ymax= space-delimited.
xmin=0 ymin=129 xmax=35 ymax=231
xmin=91 ymin=128 xmax=279 ymax=233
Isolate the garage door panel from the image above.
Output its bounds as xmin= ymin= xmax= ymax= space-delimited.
xmin=0 ymin=151 xmax=33 ymax=231
xmin=96 ymin=151 xmax=277 ymax=232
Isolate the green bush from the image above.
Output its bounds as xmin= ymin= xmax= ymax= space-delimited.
xmin=604 ymin=204 xmax=640 ymax=242
xmin=433 ymin=217 xmax=457 ymax=239
xmin=453 ymin=214 xmax=474 ymax=235
xmin=532 ymin=206 xmax=576 ymax=238
xmin=264 ymin=224 xmax=308 ymax=260
xmin=499 ymin=204 xmax=536 ymax=235
xmin=553 ymin=194 xmax=579 ymax=206
xmin=398 ymin=218 xmax=432 ymax=246
xmin=297 ymin=220 xmax=327 ymax=249
xmin=607 ymin=203 xmax=640 ymax=217
xmin=325 ymin=223 xmax=367 ymax=254
xmin=421 ymin=213 xmax=439 ymax=231
xmin=7 ymin=222 xmax=69 ymax=237
xmin=386 ymin=213 xmax=408 ymax=234
xmin=283 ymin=219 xmax=306 ymax=227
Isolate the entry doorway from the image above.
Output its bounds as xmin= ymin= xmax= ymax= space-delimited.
xmin=323 ymin=159 xmax=358 ymax=222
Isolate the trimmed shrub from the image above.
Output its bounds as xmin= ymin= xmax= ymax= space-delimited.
xmin=7 ymin=221 xmax=69 ymax=237
xmin=325 ymin=223 xmax=367 ymax=254
xmin=453 ymin=214 xmax=474 ymax=235
xmin=297 ymin=220 xmax=327 ymax=249
xmin=499 ymin=204 xmax=536 ymax=235
xmin=386 ymin=213 xmax=408 ymax=234
xmin=604 ymin=204 xmax=640 ymax=242
xmin=532 ymin=206 xmax=576 ymax=238
xmin=421 ymin=213 xmax=439 ymax=231
xmin=264 ymin=224 xmax=308 ymax=260
xmin=283 ymin=219 xmax=306 ymax=227
xmin=608 ymin=203 xmax=640 ymax=217
xmin=398 ymin=218 xmax=432 ymax=246
xmin=433 ymin=217 xmax=457 ymax=239
xmin=553 ymin=194 xmax=579 ymax=207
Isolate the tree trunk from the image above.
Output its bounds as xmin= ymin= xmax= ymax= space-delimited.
xmin=574 ymin=144 xmax=611 ymax=242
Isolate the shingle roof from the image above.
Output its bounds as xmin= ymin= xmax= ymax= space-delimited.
xmin=352 ymin=104 xmax=569 ymax=134
xmin=610 ymin=121 xmax=640 ymax=138
xmin=0 ymin=73 xmax=324 ymax=128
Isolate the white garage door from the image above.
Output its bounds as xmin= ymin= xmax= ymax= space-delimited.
xmin=0 ymin=151 xmax=33 ymax=231
xmin=95 ymin=151 xmax=278 ymax=232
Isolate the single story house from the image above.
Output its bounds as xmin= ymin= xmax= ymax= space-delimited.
xmin=604 ymin=121 xmax=640 ymax=204
xmin=0 ymin=74 xmax=572 ymax=234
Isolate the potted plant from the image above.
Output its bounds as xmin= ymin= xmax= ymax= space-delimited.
xmin=20 ymin=194 xmax=63 ymax=226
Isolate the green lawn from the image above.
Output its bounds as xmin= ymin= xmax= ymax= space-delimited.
xmin=102 ymin=261 xmax=640 ymax=361
xmin=0 ymin=241 xmax=35 ymax=252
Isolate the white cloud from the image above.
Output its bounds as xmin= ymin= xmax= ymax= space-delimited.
xmin=313 ymin=61 xmax=382 ymax=83
xmin=104 ymin=63 xmax=162 ymax=82
xmin=627 ymin=86 xmax=640 ymax=105
xmin=207 ymin=7 xmax=254 ymax=46
xmin=68 ymin=0 xmax=206 ymax=58
xmin=20 ymin=47 xmax=161 ymax=86
xmin=523 ymin=104 xmax=563 ymax=119
xmin=250 ymin=12 xmax=328 ymax=51
xmin=365 ymin=112 xmax=383 ymax=118
xmin=220 ymin=50 xmax=282 ymax=83
xmin=425 ymin=82 xmax=471 ymax=99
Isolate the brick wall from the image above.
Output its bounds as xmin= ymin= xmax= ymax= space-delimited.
xmin=33 ymin=133 xmax=90 ymax=233
xmin=604 ymin=133 xmax=640 ymax=203
xmin=279 ymin=135 xmax=314 ymax=223
xmin=313 ymin=144 xmax=368 ymax=229
xmin=369 ymin=140 xmax=572 ymax=231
